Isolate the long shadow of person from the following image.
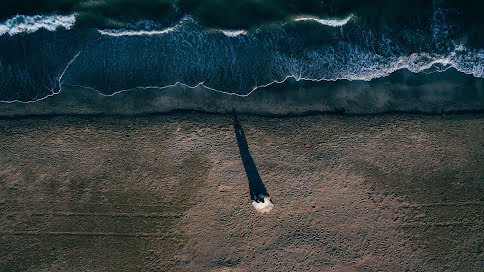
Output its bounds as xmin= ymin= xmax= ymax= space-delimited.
xmin=233 ymin=111 xmax=273 ymax=212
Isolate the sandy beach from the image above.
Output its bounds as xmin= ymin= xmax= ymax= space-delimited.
xmin=0 ymin=113 xmax=482 ymax=271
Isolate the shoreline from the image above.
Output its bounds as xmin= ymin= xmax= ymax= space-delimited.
xmin=0 ymin=107 xmax=484 ymax=120
xmin=1 ymin=68 xmax=483 ymax=117
xmin=1 ymin=98 xmax=483 ymax=120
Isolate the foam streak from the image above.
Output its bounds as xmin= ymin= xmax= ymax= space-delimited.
xmin=98 ymin=27 xmax=176 ymax=36
xmin=294 ymin=14 xmax=354 ymax=27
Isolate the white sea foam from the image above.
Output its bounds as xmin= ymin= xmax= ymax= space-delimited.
xmin=98 ymin=26 xmax=177 ymax=36
xmin=98 ymin=16 xmax=193 ymax=37
xmin=294 ymin=14 xmax=354 ymax=27
xmin=252 ymin=195 xmax=274 ymax=213
xmin=99 ymin=17 xmax=248 ymax=38
xmin=221 ymin=30 xmax=248 ymax=37
xmin=0 ymin=14 xmax=76 ymax=36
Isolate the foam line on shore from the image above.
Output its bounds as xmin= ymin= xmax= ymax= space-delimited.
xmin=0 ymin=51 xmax=81 ymax=104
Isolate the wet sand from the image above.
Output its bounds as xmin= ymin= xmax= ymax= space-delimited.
xmin=0 ymin=113 xmax=482 ymax=271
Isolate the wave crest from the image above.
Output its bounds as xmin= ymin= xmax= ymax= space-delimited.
xmin=293 ymin=14 xmax=354 ymax=27
xmin=0 ymin=14 xmax=76 ymax=36
xmin=221 ymin=30 xmax=248 ymax=37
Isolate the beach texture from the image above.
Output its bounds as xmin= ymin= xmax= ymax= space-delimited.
xmin=0 ymin=113 xmax=482 ymax=271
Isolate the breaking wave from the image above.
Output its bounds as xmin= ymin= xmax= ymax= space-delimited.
xmin=293 ymin=14 xmax=354 ymax=27
xmin=220 ymin=30 xmax=248 ymax=37
xmin=0 ymin=14 xmax=76 ymax=36
xmin=96 ymin=16 xmax=193 ymax=37
xmin=98 ymin=27 xmax=177 ymax=37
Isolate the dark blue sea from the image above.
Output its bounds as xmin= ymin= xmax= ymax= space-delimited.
xmin=0 ymin=0 xmax=482 ymax=115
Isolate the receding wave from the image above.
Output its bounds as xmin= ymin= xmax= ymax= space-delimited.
xmin=0 ymin=14 xmax=76 ymax=36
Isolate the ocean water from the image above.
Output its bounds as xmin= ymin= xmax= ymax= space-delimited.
xmin=0 ymin=0 xmax=483 ymax=114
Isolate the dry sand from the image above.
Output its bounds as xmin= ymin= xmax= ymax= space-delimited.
xmin=0 ymin=113 xmax=482 ymax=271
